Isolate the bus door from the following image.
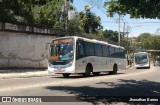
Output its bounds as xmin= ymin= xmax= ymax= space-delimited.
xmin=75 ymin=40 xmax=86 ymax=73
xmin=108 ymin=46 xmax=114 ymax=71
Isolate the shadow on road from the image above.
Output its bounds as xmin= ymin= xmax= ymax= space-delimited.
xmin=45 ymin=79 xmax=160 ymax=105
xmin=51 ymin=73 xmax=125 ymax=79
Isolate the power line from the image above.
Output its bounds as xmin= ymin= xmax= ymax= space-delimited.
xmin=84 ymin=0 xmax=118 ymax=23
xmin=101 ymin=21 xmax=160 ymax=24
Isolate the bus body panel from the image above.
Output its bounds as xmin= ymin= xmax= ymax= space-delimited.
xmin=75 ymin=56 xmax=126 ymax=73
xmin=108 ymin=58 xmax=126 ymax=71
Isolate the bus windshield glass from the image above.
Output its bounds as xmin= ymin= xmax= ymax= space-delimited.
xmin=49 ymin=38 xmax=74 ymax=62
xmin=135 ymin=54 xmax=148 ymax=64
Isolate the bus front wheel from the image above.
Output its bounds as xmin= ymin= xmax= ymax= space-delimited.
xmin=83 ymin=65 xmax=92 ymax=77
xmin=62 ymin=73 xmax=70 ymax=78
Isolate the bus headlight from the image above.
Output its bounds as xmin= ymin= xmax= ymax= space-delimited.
xmin=68 ymin=61 xmax=73 ymax=67
xmin=48 ymin=63 xmax=55 ymax=68
xmin=49 ymin=63 xmax=52 ymax=67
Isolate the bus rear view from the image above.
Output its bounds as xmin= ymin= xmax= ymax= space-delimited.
xmin=134 ymin=52 xmax=150 ymax=69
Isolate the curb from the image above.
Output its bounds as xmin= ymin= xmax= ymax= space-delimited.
xmin=126 ymin=65 xmax=133 ymax=69
xmin=0 ymin=70 xmax=52 ymax=79
xmin=0 ymin=65 xmax=134 ymax=79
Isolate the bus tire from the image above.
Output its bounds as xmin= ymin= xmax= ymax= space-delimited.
xmin=109 ymin=65 xmax=118 ymax=75
xmin=83 ymin=65 xmax=92 ymax=77
xmin=62 ymin=73 xmax=70 ymax=78
xmin=93 ymin=72 xmax=100 ymax=76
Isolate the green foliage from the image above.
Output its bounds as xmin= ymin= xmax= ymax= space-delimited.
xmin=32 ymin=0 xmax=64 ymax=27
xmin=0 ymin=0 xmax=104 ymax=36
xmin=104 ymin=0 xmax=160 ymax=19
xmin=137 ymin=33 xmax=151 ymax=42
xmin=103 ymin=29 xmax=124 ymax=42
xmin=142 ymin=35 xmax=160 ymax=50
xmin=120 ymin=39 xmax=131 ymax=51
xmin=0 ymin=0 xmax=34 ymax=23
xmin=79 ymin=7 xmax=103 ymax=34
xmin=103 ymin=30 xmax=118 ymax=42
xmin=68 ymin=14 xmax=82 ymax=36
xmin=133 ymin=33 xmax=160 ymax=51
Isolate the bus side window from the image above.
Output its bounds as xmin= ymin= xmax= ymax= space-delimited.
xmin=122 ymin=49 xmax=125 ymax=58
xmin=76 ymin=40 xmax=84 ymax=57
xmin=110 ymin=47 xmax=115 ymax=58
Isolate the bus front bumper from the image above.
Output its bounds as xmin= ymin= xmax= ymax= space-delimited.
xmin=135 ymin=63 xmax=150 ymax=68
xmin=48 ymin=66 xmax=75 ymax=74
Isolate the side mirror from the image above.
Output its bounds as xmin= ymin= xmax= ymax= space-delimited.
xmin=46 ymin=43 xmax=51 ymax=50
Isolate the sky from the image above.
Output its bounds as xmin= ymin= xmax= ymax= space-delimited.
xmin=73 ymin=0 xmax=160 ymax=37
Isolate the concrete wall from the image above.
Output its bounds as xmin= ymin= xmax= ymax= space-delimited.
xmin=0 ymin=31 xmax=57 ymax=69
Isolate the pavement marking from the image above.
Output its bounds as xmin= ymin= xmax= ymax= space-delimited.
xmin=0 ymin=66 xmax=156 ymax=92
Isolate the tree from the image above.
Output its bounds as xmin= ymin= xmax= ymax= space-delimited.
xmin=0 ymin=0 xmax=34 ymax=23
xmin=79 ymin=6 xmax=103 ymax=34
xmin=135 ymin=33 xmax=151 ymax=51
xmin=32 ymin=0 xmax=64 ymax=27
xmin=134 ymin=33 xmax=160 ymax=50
xmin=143 ymin=35 xmax=160 ymax=50
xmin=103 ymin=29 xmax=124 ymax=43
xmin=68 ymin=13 xmax=82 ymax=36
xmin=137 ymin=33 xmax=151 ymax=42
xmin=104 ymin=0 xmax=160 ymax=19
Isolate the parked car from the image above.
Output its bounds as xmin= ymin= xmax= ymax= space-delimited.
xmin=154 ymin=58 xmax=160 ymax=66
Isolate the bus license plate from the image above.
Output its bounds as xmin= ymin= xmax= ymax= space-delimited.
xmin=55 ymin=68 xmax=65 ymax=72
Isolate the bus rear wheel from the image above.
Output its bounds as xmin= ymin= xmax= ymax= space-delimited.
xmin=109 ymin=65 xmax=117 ymax=75
xmin=62 ymin=73 xmax=70 ymax=78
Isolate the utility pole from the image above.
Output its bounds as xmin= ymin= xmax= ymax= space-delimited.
xmin=64 ymin=0 xmax=68 ymax=36
xmin=126 ymin=26 xmax=129 ymax=65
xmin=118 ymin=14 xmax=121 ymax=46
xmin=123 ymin=22 xmax=125 ymax=37
xmin=127 ymin=26 xmax=129 ymax=40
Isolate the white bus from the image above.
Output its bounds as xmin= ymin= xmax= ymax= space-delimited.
xmin=48 ymin=36 xmax=126 ymax=77
xmin=134 ymin=52 xmax=150 ymax=69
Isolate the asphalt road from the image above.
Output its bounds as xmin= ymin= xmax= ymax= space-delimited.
xmin=0 ymin=65 xmax=160 ymax=105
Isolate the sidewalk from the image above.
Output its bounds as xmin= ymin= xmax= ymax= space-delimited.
xmin=126 ymin=64 xmax=133 ymax=69
xmin=0 ymin=65 xmax=133 ymax=79
xmin=0 ymin=69 xmax=52 ymax=79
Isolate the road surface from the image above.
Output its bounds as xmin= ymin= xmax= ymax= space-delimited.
xmin=0 ymin=65 xmax=160 ymax=105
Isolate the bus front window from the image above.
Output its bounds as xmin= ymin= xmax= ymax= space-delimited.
xmin=50 ymin=42 xmax=73 ymax=61
xmin=135 ymin=54 xmax=148 ymax=64
xmin=49 ymin=38 xmax=74 ymax=65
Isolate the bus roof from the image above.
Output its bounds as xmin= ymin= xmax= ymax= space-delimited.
xmin=52 ymin=36 xmax=124 ymax=49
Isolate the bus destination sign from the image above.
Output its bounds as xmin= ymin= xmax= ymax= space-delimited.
xmin=53 ymin=38 xmax=73 ymax=44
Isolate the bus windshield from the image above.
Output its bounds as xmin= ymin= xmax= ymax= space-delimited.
xmin=49 ymin=38 xmax=74 ymax=65
xmin=135 ymin=54 xmax=148 ymax=64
